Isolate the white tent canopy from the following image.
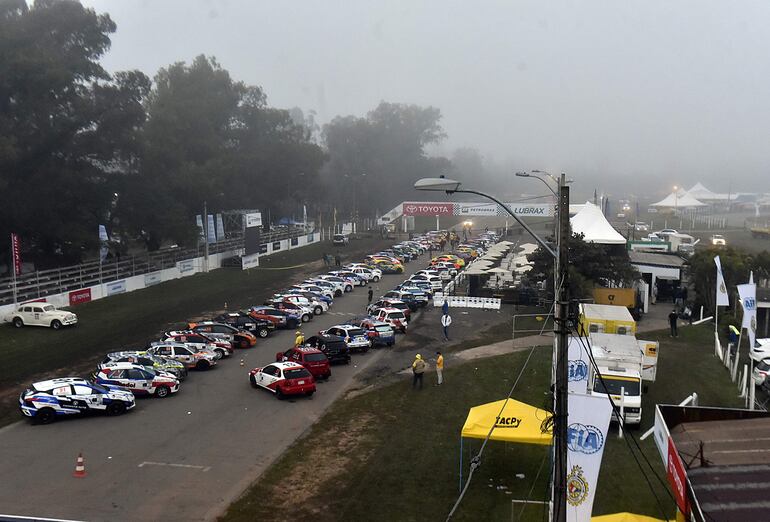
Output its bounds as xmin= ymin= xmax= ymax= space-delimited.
xmin=650 ymin=192 xmax=707 ymax=208
xmin=687 ymin=182 xmax=731 ymax=201
xmin=570 ymin=202 xmax=627 ymax=244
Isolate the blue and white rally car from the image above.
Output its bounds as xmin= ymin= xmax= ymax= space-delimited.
xmin=19 ymin=377 xmax=136 ymax=424
xmin=321 ymin=324 xmax=371 ymax=353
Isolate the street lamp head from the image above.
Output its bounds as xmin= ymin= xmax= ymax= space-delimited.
xmin=515 ymin=171 xmax=530 ymax=177
xmin=413 ymin=177 xmax=462 ymax=193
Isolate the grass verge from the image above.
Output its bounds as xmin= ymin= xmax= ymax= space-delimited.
xmin=221 ymin=321 xmax=744 ymax=522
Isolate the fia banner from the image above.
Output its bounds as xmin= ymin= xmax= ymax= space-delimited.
xmin=714 ymin=256 xmax=729 ymax=307
xmin=216 ymin=214 xmax=225 ymax=240
xmin=738 ymin=273 xmax=757 ymax=349
xmin=567 ymin=337 xmax=591 ymax=394
xmin=207 ymin=214 xmax=217 ymax=243
xmin=10 ymin=233 xmax=21 ymax=276
xmin=566 ymin=393 xmax=613 ymax=520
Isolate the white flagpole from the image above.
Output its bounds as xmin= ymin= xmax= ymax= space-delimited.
xmin=10 ymin=234 xmax=17 ymax=305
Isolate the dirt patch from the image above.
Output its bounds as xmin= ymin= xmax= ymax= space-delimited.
xmin=264 ymin=413 xmax=377 ymax=519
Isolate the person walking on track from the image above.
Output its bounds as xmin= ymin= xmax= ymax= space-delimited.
xmin=441 ymin=313 xmax=452 ymax=341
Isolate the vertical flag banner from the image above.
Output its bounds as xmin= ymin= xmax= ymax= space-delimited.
xmin=566 ymin=393 xmax=613 ymax=521
xmin=738 ymin=274 xmax=757 ymax=349
xmin=714 ymin=256 xmax=729 ymax=306
xmin=207 ymin=214 xmax=216 ymax=244
xmin=10 ymin=233 xmax=21 ymax=276
xmin=216 ymin=214 xmax=225 ymax=240
xmin=303 ymin=204 xmax=308 ymax=227
xmin=98 ymin=225 xmax=109 ymax=263
xmin=567 ymin=337 xmax=591 ymax=394
xmin=195 ymin=215 xmax=204 ymax=240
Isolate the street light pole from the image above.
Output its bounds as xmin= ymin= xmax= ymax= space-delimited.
xmin=415 ymin=176 xmax=568 ymax=522
xmin=203 ymin=200 xmax=209 ymax=273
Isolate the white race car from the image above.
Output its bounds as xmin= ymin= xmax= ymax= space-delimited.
xmin=321 ymin=324 xmax=371 ymax=352
xmin=95 ymin=362 xmax=180 ymax=398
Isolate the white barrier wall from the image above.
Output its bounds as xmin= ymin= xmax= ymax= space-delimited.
xmin=1 ymin=232 xmax=320 ymax=318
xmin=433 ymin=295 xmax=501 ymax=310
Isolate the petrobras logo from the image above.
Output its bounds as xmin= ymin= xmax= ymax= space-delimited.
xmin=744 ymin=297 xmax=756 ymax=312
xmin=568 ymin=360 xmax=588 ymax=382
xmin=567 ymin=423 xmax=604 ymax=454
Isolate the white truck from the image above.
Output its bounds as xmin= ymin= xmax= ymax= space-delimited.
xmin=588 ymin=333 xmax=659 ymax=426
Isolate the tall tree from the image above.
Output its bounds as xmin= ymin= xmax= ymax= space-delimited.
xmin=0 ymin=0 xmax=125 ymax=266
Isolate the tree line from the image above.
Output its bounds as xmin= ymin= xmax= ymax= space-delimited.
xmin=0 ymin=0 xmax=454 ymax=269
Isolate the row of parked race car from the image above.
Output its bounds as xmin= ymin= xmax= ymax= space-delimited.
xmin=18 ymin=237 xmax=455 ymax=423
xmin=247 ymin=230 xmax=501 ymax=399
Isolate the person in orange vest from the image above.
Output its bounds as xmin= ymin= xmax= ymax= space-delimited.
xmin=435 ymin=351 xmax=444 ymax=385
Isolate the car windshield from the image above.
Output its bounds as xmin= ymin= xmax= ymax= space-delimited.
xmin=390 ymin=303 xmax=408 ymax=310
xmin=305 ymin=353 xmax=326 ymax=362
xmin=43 ymin=305 xmax=55 ymax=311
xmin=90 ymin=382 xmax=110 ymax=394
xmin=284 ymin=368 xmax=311 ymax=379
xmin=593 ymin=376 xmax=640 ymax=396
xmin=346 ymin=328 xmax=366 ymax=337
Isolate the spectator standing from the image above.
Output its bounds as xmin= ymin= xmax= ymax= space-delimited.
xmin=367 ymin=287 xmax=374 ymax=305
xmin=322 ymin=252 xmax=329 ymax=268
xmin=335 ymin=253 xmax=341 ymax=267
xmin=668 ymin=309 xmax=678 ymax=337
xmin=294 ymin=330 xmax=305 ymax=347
xmin=441 ymin=313 xmax=452 ymax=341
xmin=442 ymin=299 xmax=449 ymax=315
xmin=412 ymin=354 xmax=426 ymax=389
xmin=435 ymin=351 xmax=444 ymax=385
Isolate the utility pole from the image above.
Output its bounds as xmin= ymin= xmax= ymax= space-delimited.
xmin=553 ymin=173 xmax=570 ymax=521
xmin=203 ymin=200 xmax=209 ymax=272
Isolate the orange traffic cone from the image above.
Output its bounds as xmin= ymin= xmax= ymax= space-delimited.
xmin=73 ymin=452 xmax=86 ymax=478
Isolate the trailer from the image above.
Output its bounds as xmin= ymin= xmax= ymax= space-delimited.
xmin=578 ymin=303 xmax=636 ymax=336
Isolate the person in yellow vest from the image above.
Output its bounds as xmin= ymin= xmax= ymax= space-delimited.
xmin=294 ymin=330 xmax=305 ymax=347
xmin=435 ymin=351 xmax=444 ymax=385
xmin=412 ymin=354 xmax=426 ymax=390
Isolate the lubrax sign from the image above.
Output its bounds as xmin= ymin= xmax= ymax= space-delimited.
xmin=494 ymin=416 xmax=522 ymax=428
xmin=400 ymin=202 xmax=554 ymax=217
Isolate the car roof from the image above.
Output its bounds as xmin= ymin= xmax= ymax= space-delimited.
xmin=291 ymin=346 xmax=324 ymax=354
xmin=32 ymin=377 xmax=89 ymax=390
xmin=377 ymin=307 xmax=403 ymax=313
xmin=98 ymin=362 xmax=146 ymax=371
xmin=268 ymin=361 xmax=306 ymax=371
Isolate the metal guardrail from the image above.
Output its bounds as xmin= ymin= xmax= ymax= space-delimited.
xmin=0 ymin=228 xmax=312 ymax=306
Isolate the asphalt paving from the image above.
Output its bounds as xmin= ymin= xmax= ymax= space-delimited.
xmin=0 ymin=255 xmax=430 ymax=522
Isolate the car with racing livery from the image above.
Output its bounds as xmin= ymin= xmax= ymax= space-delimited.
xmin=95 ymin=363 xmax=180 ymax=398
xmin=101 ymin=351 xmax=188 ymax=381
xmin=187 ymin=321 xmax=258 ymax=349
xmin=265 ymin=300 xmax=314 ymax=323
xmin=273 ymin=294 xmax=327 ymax=315
xmin=249 ymin=306 xmax=300 ymax=329
xmin=368 ymin=299 xmax=412 ymax=319
xmin=249 ymin=362 xmax=316 ymax=399
xmin=147 ymin=342 xmax=218 ymax=370
xmin=320 ymin=324 xmax=371 ymax=353
xmin=7 ymin=303 xmax=78 ymax=330
xmin=276 ymin=346 xmax=331 ymax=380
xmin=214 ymin=311 xmax=275 ymax=338
xmin=373 ymin=307 xmax=408 ymax=333
xmin=19 ymin=377 xmax=135 ymax=424
xmin=355 ymin=318 xmax=396 ymax=347
xmin=162 ymin=331 xmax=232 ymax=359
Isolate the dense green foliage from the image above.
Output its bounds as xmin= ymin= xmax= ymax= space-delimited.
xmin=0 ymin=0 xmax=449 ymax=267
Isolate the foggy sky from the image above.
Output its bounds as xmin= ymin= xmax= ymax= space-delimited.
xmin=81 ymin=0 xmax=770 ymax=196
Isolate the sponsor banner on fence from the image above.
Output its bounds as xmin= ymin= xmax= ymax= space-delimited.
xmin=508 ymin=204 xmax=553 ymax=217
xmin=455 ymin=202 xmax=498 ymax=216
xmin=69 ymin=288 xmax=92 ymax=307
xmin=245 ymin=212 xmax=262 ymax=228
xmin=452 ymin=202 xmax=554 ymax=217
xmin=177 ymin=259 xmax=195 ymax=274
xmin=105 ymin=280 xmax=126 ymax=296
xmin=272 ymin=241 xmax=281 ymax=251
xmin=242 ymin=253 xmax=259 ymax=270
xmin=144 ymin=272 xmax=162 ymax=287
xmin=565 ymin=393 xmax=613 ymax=521
xmin=667 ymin=437 xmax=690 ymax=515
xmin=290 ymin=237 xmax=299 ymax=246
xmin=402 ymin=202 xmax=455 ymax=216
xmin=259 ymin=243 xmax=269 ymax=254
xmin=567 ymin=337 xmax=590 ymax=394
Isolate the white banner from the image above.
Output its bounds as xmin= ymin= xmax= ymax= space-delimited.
xmin=567 ymin=337 xmax=591 ymax=394
xmin=105 ymin=280 xmax=126 ymax=296
xmin=245 ymin=212 xmax=262 ymax=228
xmin=241 ymin=253 xmax=259 ymax=270
xmin=714 ymin=256 xmax=729 ymax=307
xmin=566 ymin=393 xmax=613 ymax=520
xmin=507 ymin=203 xmax=554 ymax=217
xmin=207 ymin=214 xmax=216 ymax=243
xmin=216 ymin=214 xmax=225 ymax=240
xmin=738 ymin=273 xmax=757 ymax=349
xmin=456 ymin=202 xmax=498 ymax=216
xmin=195 ymin=215 xmax=205 ymax=240
xmin=453 ymin=202 xmax=554 ymax=217
xmin=98 ymin=224 xmax=109 ymax=264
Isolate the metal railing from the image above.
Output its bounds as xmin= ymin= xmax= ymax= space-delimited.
xmin=0 ymin=227 xmax=312 ymax=306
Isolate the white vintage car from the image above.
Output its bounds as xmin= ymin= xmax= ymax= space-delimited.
xmin=7 ymin=303 xmax=78 ymax=330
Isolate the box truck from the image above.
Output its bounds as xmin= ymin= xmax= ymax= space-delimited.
xmin=588 ymin=333 xmax=659 ymax=426
xmin=579 ymin=303 xmax=636 ymax=336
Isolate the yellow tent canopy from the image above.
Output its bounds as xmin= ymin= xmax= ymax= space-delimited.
xmin=461 ymin=398 xmax=552 ymax=445
xmin=592 ymin=513 xmax=670 ymax=522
